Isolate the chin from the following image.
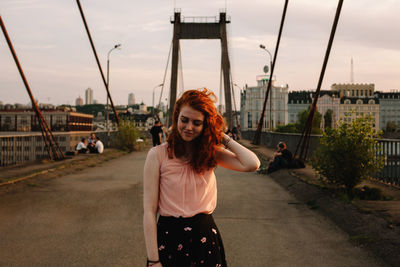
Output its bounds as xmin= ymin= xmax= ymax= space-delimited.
xmin=179 ymin=133 xmax=198 ymax=142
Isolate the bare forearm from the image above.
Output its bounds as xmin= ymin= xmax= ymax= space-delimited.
xmin=223 ymin=134 xmax=260 ymax=171
xmin=143 ymin=212 xmax=159 ymax=261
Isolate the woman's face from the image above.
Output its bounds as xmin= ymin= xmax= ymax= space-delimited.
xmin=177 ymin=105 xmax=204 ymax=142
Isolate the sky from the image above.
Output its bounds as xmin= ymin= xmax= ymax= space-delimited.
xmin=1 ymin=0 xmax=400 ymax=107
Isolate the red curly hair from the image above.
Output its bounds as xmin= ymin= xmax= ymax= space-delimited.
xmin=167 ymin=88 xmax=225 ymax=173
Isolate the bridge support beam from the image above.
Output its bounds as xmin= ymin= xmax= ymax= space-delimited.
xmin=168 ymin=11 xmax=233 ymax=129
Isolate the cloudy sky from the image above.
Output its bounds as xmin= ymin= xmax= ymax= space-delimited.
xmin=1 ymin=0 xmax=399 ymax=107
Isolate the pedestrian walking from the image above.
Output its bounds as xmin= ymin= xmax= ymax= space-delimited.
xmin=143 ymin=89 xmax=260 ymax=267
xmin=150 ymin=120 xmax=163 ymax=147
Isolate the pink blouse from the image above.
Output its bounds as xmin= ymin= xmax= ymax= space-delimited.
xmin=152 ymin=143 xmax=217 ymax=218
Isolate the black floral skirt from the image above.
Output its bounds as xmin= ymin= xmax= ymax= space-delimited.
xmin=157 ymin=213 xmax=227 ymax=267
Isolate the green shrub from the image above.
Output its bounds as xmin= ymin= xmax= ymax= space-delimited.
xmin=312 ymin=116 xmax=384 ymax=199
xmin=116 ymin=120 xmax=140 ymax=152
xmin=275 ymin=123 xmax=298 ymax=133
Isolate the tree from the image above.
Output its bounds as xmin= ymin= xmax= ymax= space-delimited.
xmin=324 ymin=109 xmax=333 ymax=130
xmin=273 ymin=108 xmax=322 ymax=134
xmin=297 ymin=107 xmax=322 ymax=134
xmin=385 ymin=121 xmax=397 ymax=133
xmin=312 ymin=116 xmax=384 ymax=199
xmin=116 ymin=120 xmax=139 ymax=152
xmin=275 ymin=123 xmax=298 ymax=133
xmin=76 ymin=104 xmax=105 ymax=117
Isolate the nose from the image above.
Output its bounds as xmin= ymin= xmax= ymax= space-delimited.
xmin=185 ymin=122 xmax=193 ymax=130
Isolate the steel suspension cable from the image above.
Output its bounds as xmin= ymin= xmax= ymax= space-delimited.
xmin=252 ymin=0 xmax=289 ymax=145
xmin=158 ymin=41 xmax=173 ymax=110
xmin=294 ymin=0 xmax=344 ymax=161
xmin=178 ymin=45 xmax=184 ymax=93
xmin=76 ymin=0 xmax=119 ymax=125
xmin=0 ymin=15 xmax=64 ymax=160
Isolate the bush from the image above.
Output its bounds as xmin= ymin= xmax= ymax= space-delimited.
xmin=312 ymin=116 xmax=384 ymax=199
xmin=274 ymin=108 xmax=322 ymax=134
xmin=275 ymin=123 xmax=298 ymax=133
xmin=116 ymin=120 xmax=140 ymax=152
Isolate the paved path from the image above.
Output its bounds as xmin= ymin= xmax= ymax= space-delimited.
xmin=0 ymin=149 xmax=383 ymax=266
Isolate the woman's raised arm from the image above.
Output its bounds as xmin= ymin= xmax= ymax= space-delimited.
xmin=216 ymin=134 xmax=260 ymax=172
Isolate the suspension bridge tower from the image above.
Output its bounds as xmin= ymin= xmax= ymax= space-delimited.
xmin=169 ymin=10 xmax=233 ymax=128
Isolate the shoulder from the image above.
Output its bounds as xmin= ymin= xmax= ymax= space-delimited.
xmin=148 ymin=143 xmax=168 ymax=163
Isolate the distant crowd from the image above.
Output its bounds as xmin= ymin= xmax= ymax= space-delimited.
xmin=75 ymin=133 xmax=104 ymax=154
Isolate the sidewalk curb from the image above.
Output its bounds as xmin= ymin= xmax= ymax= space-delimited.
xmin=0 ymin=150 xmax=126 ymax=187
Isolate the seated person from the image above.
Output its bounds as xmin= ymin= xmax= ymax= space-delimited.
xmin=75 ymin=138 xmax=88 ymax=153
xmin=87 ymin=133 xmax=97 ymax=153
xmin=267 ymin=141 xmax=293 ymax=174
xmin=92 ymin=136 xmax=104 ymax=154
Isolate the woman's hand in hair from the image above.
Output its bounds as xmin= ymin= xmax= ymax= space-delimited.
xmin=216 ymin=134 xmax=260 ymax=172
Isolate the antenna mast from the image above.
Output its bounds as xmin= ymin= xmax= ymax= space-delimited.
xmin=350 ymin=57 xmax=354 ymax=83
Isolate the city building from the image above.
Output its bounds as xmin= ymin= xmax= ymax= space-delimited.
xmin=330 ymin=83 xmax=380 ymax=131
xmin=128 ymin=93 xmax=136 ymax=106
xmin=331 ymin=83 xmax=374 ymax=97
xmin=119 ymin=112 xmax=155 ymax=131
xmin=85 ymin=87 xmax=93 ymax=105
xmin=240 ymin=75 xmax=288 ymax=131
xmin=0 ymin=109 xmax=93 ymax=132
xmin=313 ymin=91 xmax=340 ymax=129
xmin=339 ymin=96 xmax=380 ymax=132
xmin=75 ymin=96 xmax=83 ymax=106
xmin=374 ymin=91 xmax=400 ymax=131
xmin=139 ymin=102 xmax=147 ymax=112
xmin=288 ymin=91 xmax=312 ymax=124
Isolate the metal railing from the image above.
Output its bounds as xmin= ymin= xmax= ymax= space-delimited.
xmin=376 ymin=139 xmax=400 ymax=185
xmin=0 ymin=131 xmax=118 ymax=167
xmin=242 ymin=131 xmax=400 ymax=185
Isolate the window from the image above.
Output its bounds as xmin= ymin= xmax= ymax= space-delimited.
xmin=247 ymin=112 xmax=252 ymax=129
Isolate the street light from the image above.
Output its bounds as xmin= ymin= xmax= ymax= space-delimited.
xmin=106 ymin=43 xmax=121 ymax=131
xmin=232 ymin=83 xmax=242 ymax=127
xmin=152 ymin=83 xmax=164 ymax=116
xmin=260 ymin=43 xmax=273 ymax=131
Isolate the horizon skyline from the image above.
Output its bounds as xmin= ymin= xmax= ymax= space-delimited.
xmin=1 ymin=0 xmax=400 ymax=107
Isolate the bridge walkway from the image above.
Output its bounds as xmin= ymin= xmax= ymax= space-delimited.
xmin=0 ymin=147 xmax=383 ymax=266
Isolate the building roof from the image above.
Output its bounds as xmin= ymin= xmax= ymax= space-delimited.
xmin=374 ymin=91 xmax=400 ymax=99
xmin=288 ymin=91 xmax=312 ymax=103
xmin=340 ymin=97 xmax=379 ymax=104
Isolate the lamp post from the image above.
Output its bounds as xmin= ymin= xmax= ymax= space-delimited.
xmin=260 ymin=44 xmax=273 ymax=130
xmin=106 ymin=43 xmax=121 ymax=132
xmin=232 ymin=83 xmax=242 ymax=127
xmin=152 ymin=83 xmax=164 ymax=117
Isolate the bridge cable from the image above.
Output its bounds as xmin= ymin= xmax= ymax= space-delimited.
xmin=294 ymin=0 xmax=344 ymax=162
xmin=179 ymin=44 xmax=184 ymax=93
xmin=76 ymin=0 xmax=120 ymax=126
xmin=0 ymin=15 xmax=64 ymax=161
xmin=157 ymin=41 xmax=173 ymax=116
xmin=219 ymin=60 xmax=224 ymax=115
xmin=252 ymin=0 xmax=289 ymax=145
xmin=229 ymin=70 xmax=239 ymax=127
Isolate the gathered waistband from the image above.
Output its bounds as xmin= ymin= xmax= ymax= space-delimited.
xmin=158 ymin=213 xmax=213 ymax=223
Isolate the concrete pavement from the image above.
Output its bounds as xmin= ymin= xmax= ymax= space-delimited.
xmin=0 ymin=148 xmax=384 ymax=266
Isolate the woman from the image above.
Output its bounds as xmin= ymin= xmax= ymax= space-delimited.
xmin=143 ymin=89 xmax=260 ymax=267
